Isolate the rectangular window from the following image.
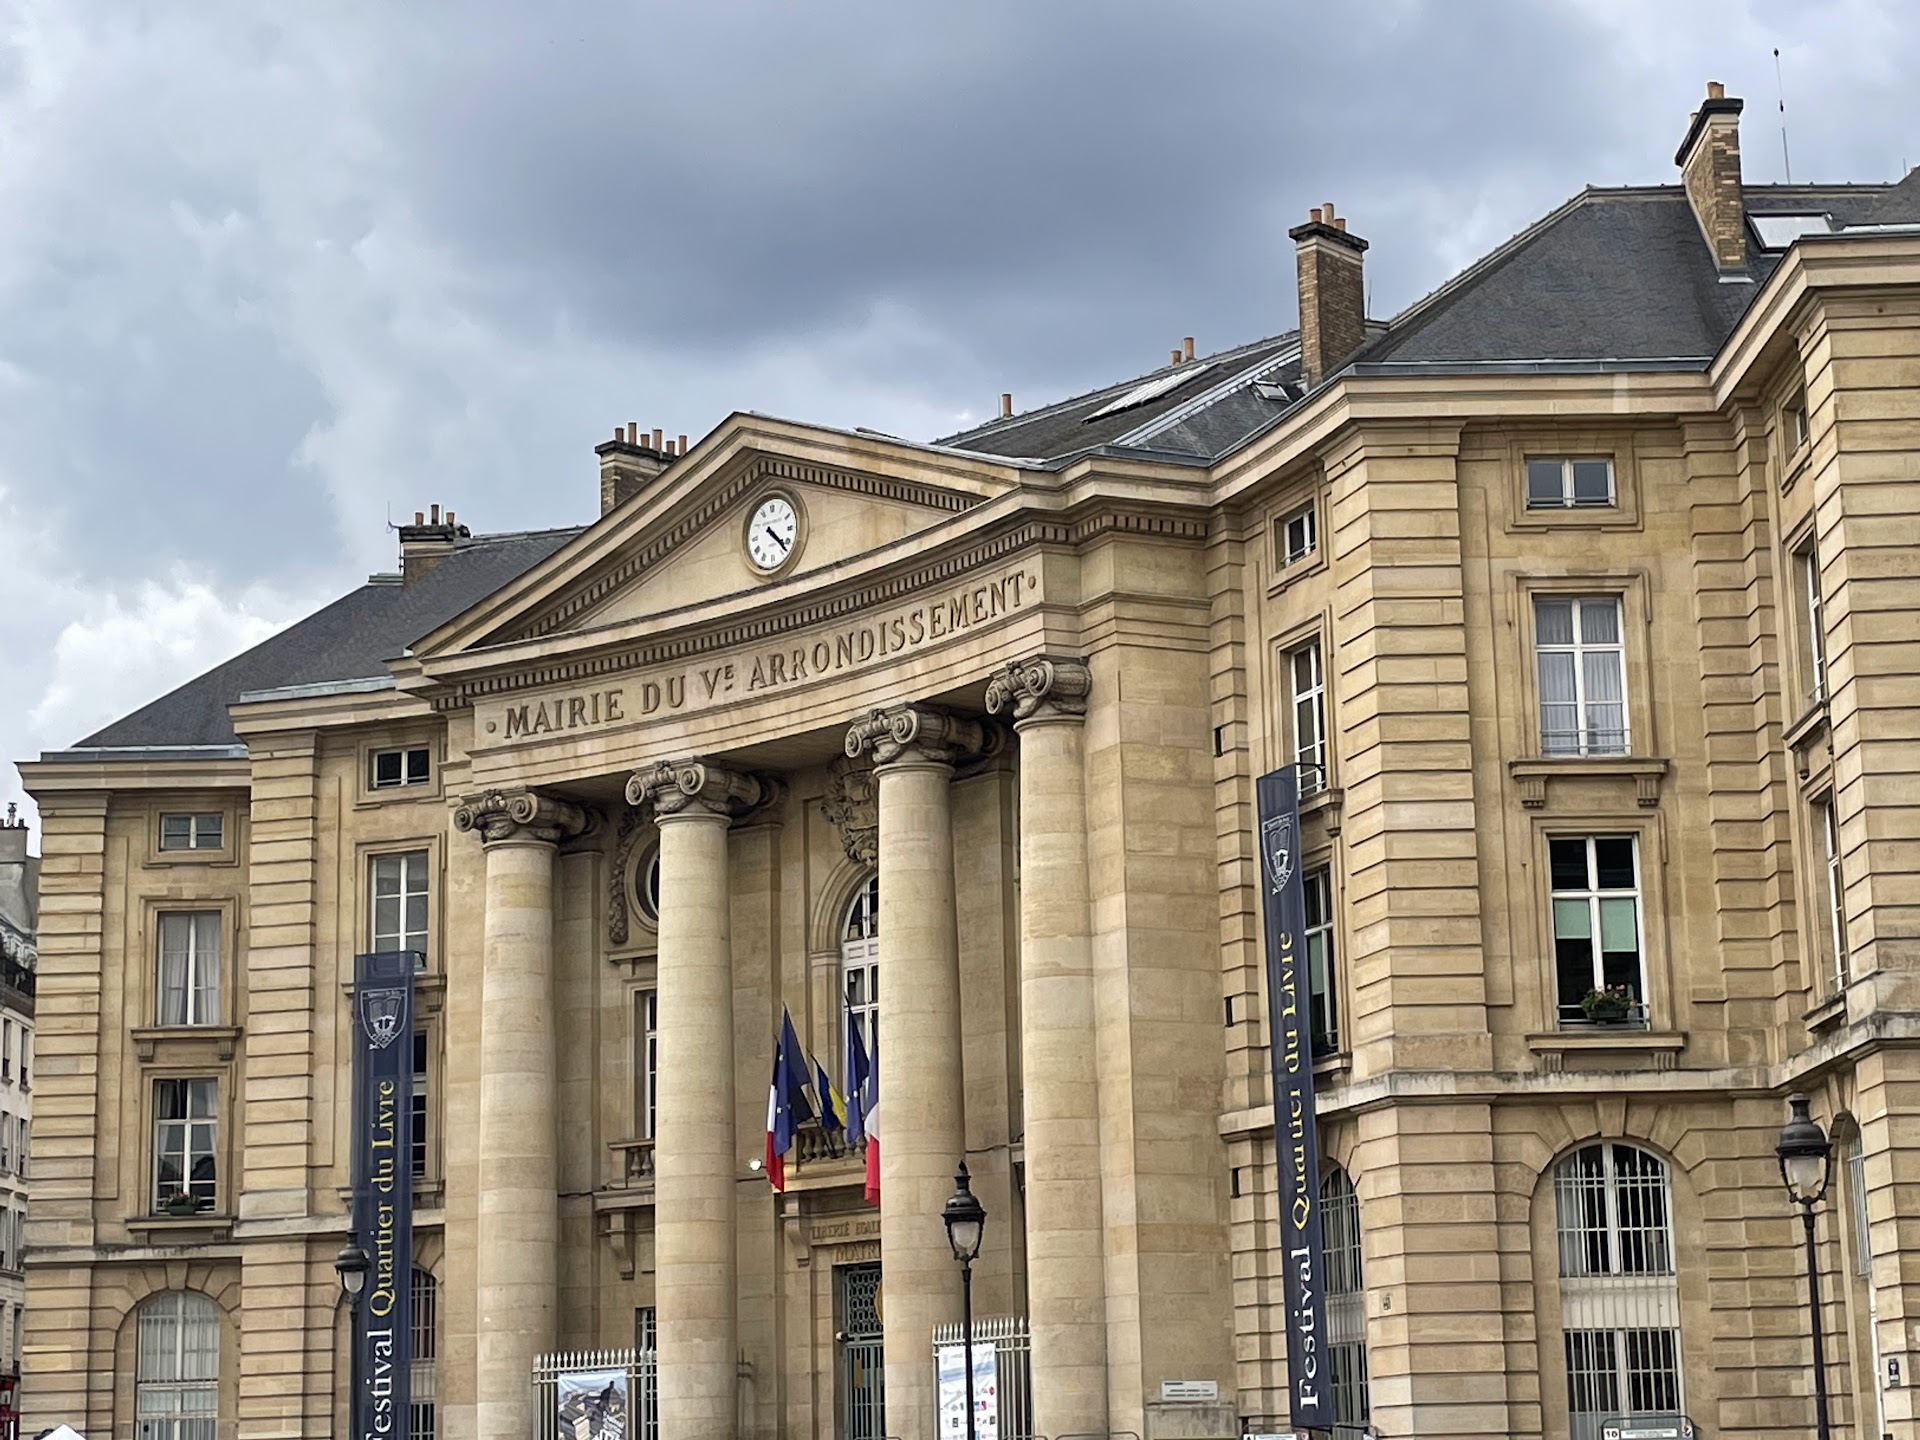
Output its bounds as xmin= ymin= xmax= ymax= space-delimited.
xmin=0 ymin=1110 xmax=10 ymax=1172
xmin=411 ymin=1267 xmax=437 ymax=1440
xmin=1527 ymin=457 xmax=1615 ymax=509
xmin=16 ymin=1117 xmax=25 ymax=1180
xmin=371 ymin=851 xmax=430 ymax=966
xmin=20 ymin=1029 xmax=28 ymax=1089
xmin=1290 ymin=639 xmax=1328 ymax=795
xmin=638 ymin=990 xmax=659 ymax=1142
xmin=1816 ymin=797 xmax=1848 ymax=995
xmin=1785 ymin=389 xmax=1810 ymax=453
xmin=1277 ymin=503 xmax=1317 ymax=567
xmin=371 ymin=747 xmax=432 ymax=790
xmin=412 ymin=1030 xmax=430 ymax=1181
xmin=158 ymin=912 xmax=222 ymax=1026
xmin=1304 ymin=868 xmax=1339 ymax=1054
xmin=153 ymin=1078 xmax=219 ymax=1212
xmin=159 ymin=813 xmax=224 ymax=851
xmin=1551 ymin=836 xmax=1645 ymax=1027
xmin=1796 ymin=541 xmax=1827 ymax=707
xmin=1535 ymin=596 xmax=1628 ymax=756
xmin=2 ymin=1019 xmax=10 ymax=1078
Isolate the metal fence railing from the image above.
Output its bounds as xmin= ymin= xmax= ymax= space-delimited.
xmin=931 ymin=1315 xmax=1034 ymax=1440
xmin=531 ymin=1347 xmax=656 ymax=1440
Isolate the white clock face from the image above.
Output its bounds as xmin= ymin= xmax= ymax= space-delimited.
xmin=746 ymin=496 xmax=799 ymax=572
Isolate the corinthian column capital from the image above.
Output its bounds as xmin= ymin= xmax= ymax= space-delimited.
xmin=626 ymin=759 xmax=783 ymax=822
xmin=845 ymin=703 xmax=991 ymax=769
xmin=985 ymin=655 xmax=1092 ymax=725
xmin=453 ymin=788 xmax=592 ymax=846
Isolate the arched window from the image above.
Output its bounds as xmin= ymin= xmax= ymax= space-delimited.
xmin=411 ymin=1268 xmax=438 ymax=1440
xmin=1553 ymin=1143 xmax=1683 ymax=1438
xmin=134 ymin=1291 xmax=219 ymax=1440
xmin=1320 ymin=1166 xmax=1370 ymax=1428
xmin=842 ymin=872 xmax=880 ymax=1071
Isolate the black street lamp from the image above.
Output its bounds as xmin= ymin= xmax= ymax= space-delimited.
xmin=1776 ymin=1094 xmax=1835 ymax=1440
xmin=335 ymin=1241 xmax=370 ymax=1440
xmin=942 ymin=1162 xmax=988 ymax=1440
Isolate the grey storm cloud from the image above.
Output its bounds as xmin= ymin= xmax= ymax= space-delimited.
xmin=5 ymin=0 xmax=1920 ymax=824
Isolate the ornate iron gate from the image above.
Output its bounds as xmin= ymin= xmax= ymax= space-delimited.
xmin=838 ymin=1263 xmax=886 ymax=1440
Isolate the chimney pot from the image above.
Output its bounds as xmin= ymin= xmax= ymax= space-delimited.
xmin=1183 ymin=336 xmax=1196 ymax=361
xmin=1324 ymin=201 xmax=1336 ymax=222
xmin=665 ymin=439 xmax=676 ymax=456
xmin=1334 ymin=216 xmax=1348 ymax=232
xmin=1171 ymin=348 xmax=1182 ymax=366
xmin=1707 ymin=80 xmax=1724 ymax=99
xmin=430 ymin=504 xmax=441 ymax=524
xmin=678 ymin=434 xmax=688 ymax=453
xmin=1000 ymin=393 xmax=1013 ymax=418
xmin=414 ymin=511 xmax=425 ymax=525
xmin=652 ymin=428 xmax=664 ymax=451
xmin=1310 ymin=206 xmax=1323 ymax=223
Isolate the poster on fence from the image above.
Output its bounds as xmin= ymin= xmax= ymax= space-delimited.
xmin=555 ymin=1368 xmax=629 ymax=1440
xmin=936 ymin=1343 xmax=999 ymax=1440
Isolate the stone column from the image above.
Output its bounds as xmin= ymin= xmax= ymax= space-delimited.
xmin=453 ymin=788 xmax=590 ymax=1440
xmin=846 ymin=705 xmax=992 ymax=1440
xmin=626 ymin=759 xmax=780 ymax=1440
xmin=987 ymin=657 xmax=1108 ymax=1438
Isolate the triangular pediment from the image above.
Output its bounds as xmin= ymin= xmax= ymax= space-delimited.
xmin=411 ymin=414 xmax=1019 ymax=662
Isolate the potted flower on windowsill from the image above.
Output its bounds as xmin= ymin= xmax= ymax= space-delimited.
xmin=1579 ymin=985 xmax=1637 ymax=1025
xmin=159 ymin=1189 xmax=201 ymax=1218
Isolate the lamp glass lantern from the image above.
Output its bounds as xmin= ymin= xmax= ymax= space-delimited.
xmin=943 ymin=1163 xmax=987 ymax=1265
xmin=335 ymin=1241 xmax=371 ymax=1302
xmin=1776 ymin=1093 xmax=1834 ymax=1206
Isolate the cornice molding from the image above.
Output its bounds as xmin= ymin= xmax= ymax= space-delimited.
xmin=425 ymin=503 xmax=1208 ymax=708
xmin=511 ymin=456 xmax=987 ymax=644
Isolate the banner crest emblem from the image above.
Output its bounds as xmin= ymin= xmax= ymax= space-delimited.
xmin=358 ymin=987 xmax=407 ymax=1050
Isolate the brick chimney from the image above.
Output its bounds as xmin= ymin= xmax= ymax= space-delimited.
xmin=0 ymin=804 xmax=35 ymax=939
xmin=596 ymin=423 xmax=674 ymax=515
xmin=1677 ymin=81 xmax=1747 ymax=271
xmin=1289 ymin=203 xmax=1370 ymax=388
xmin=397 ymin=504 xmax=469 ymax=585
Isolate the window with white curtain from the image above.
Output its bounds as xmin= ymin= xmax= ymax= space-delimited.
xmin=1551 ymin=836 xmax=1645 ymax=1027
xmin=1321 ymin=1166 xmax=1370 ymax=1429
xmin=1535 ymin=596 xmax=1628 ymax=756
xmin=371 ymin=851 xmax=430 ymax=969
xmin=1815 ymin=796 xmax=1848 ymax=996
xmin=1554 ymin=1143 xmax=1684 ymax=1439
xmin=135 ymin=1291 xmax=221 ymax=1440
xmin=158 ymin=912 xmax=221 ymax=1026
xmin=1290 ymin=639 xmax=1328 ymax=794
xmin=411 ymin=1268 xmax=438 ymax=1440
xmin=843 ymin=872 xmax=880 ymax=1075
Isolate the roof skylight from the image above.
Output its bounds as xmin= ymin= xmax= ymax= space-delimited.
xmin=1751 ymin=213 xmax=1835 ymax=250
xmin=1084 ymin=363 xmax=1214 ymax=421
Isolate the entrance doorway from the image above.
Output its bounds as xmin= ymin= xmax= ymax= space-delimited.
xmin=837 ymin=1262 xmax=885 ymax=1440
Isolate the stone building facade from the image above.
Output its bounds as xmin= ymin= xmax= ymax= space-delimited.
xmin=16 ymin=85 xmax=1920 ymax=1440
xmin=0 ymin=806 xmax=37 ymax=1437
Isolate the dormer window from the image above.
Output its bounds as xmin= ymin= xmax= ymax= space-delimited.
xmin=1751 ymin=213 xmax=1835 ymax=250
xmin=1526 ymin=458 xmax=1615 ymax=510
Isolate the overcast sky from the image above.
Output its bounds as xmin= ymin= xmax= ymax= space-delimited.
xmin=4 ymin=0 xmax=1918 ymax=838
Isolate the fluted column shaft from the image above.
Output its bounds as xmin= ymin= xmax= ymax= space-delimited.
xmin=847 ymin=706 xmax=988 ymax=1440
xmin=626 ymin=759 xmax=779 ymax=1440
xmin=989 ymin=658 xmax=1108 ymax=1438
xmin=454 ymin=789 xmax=588 ymax=1440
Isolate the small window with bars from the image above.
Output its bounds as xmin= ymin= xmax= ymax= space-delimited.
xmin=1527 ymin=457 xmax=1616 ymax=509
xmin=411 ymin=1268 xmax=438 ymax=1440
xmin=1320 ymin=1166 xmax=1370 ymax=1429
xmin=159 ymin=813 xmax=224 ymax=852
xmin=371 ymin=747 xmax=432 ymax=790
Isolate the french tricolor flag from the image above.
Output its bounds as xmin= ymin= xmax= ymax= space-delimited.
xmin=844 ymin=997 xmax=879 ymax=1205
xmin=764 ymin=1008 xmax=814 ymax=1193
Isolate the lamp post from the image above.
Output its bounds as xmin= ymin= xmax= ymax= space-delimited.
xmin=1776 ymin=1093 xmax=1835 ymax=1440
xmin=942 ymin=1162 xmax=988 ymax=1440
xmin=335 ymin=1241 xmax=370 ymax=1440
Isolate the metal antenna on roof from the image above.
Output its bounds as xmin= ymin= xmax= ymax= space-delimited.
xmin=1774 ymin=47 xmax=1793 ymax=184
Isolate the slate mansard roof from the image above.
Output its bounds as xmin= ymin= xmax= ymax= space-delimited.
xmin=60 ymin=170 xmax=1920 ymax=753
xmin=76 ymin=528 xmax=582 ymax=749
xmin=938 ymin=174 xmax=1920 ymax=464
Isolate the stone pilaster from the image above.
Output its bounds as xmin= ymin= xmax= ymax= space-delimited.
xmin=627 ymin=760 xmax=780 ymax=1440
xmin=846 ymin=704 xmax=991 ymax=1440
xmin=452 ymin=788 xmax=590 ymax=1440
xmin=987 ymin=657 xmax=1109 ymax=1438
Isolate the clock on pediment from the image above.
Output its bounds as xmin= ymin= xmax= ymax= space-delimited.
xmin=743 ymin=491 xmax=803 ymax=576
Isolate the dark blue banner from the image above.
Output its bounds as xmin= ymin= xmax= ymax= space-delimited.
xmin=353 ymin=950 xmax=415 ymax=1438
xmin=1255 ymin=768 xmax=1332 ymax=1432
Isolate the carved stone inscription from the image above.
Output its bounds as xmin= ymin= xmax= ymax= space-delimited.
xmin=475 ymin=564 xmax=1041 ymax=745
